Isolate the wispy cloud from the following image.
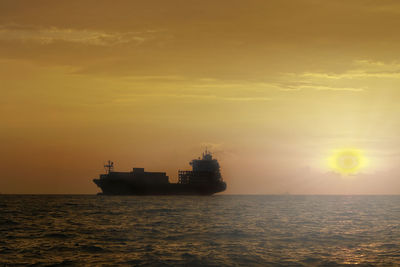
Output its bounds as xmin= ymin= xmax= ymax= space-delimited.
xmin=112 ymin=93 xmax=272 ymax=103
xmin=299 ymin=85 xmax=364 ymax=92
xmin=222 ymin=97 xmax=272 ymax=101
xmin=191 ymin=83 xmax=250 ymax=89
xmin=300 ymin=60 xmax=400 ymax=80
xmin=122 ymin=75 xmax=186 ymax=81
xmin=273 ymin=59 xmax=400 ymax=92
xmin=0 ymin=24 xmax=153 ymax=46
xmin=301 ymin=71 xmax=400 ymax=79
xmin=275 ymin=81 xmax=364 ymax=92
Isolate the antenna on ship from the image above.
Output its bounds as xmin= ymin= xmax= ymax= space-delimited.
xmin=202 ymin=146 xmax=207 ymax=158
xmin=104 ymin=160 xmax=114 ymax=174
xmin=202 ymin=147 xmax=212 ymax=160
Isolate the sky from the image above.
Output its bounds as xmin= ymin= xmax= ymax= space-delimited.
xmin=1 ymin=0 xmax=400 ymax=194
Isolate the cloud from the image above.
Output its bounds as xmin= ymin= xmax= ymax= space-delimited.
xmin=122 ymin=75 xmax=185 ymax=81
xmin=275 ymin=81 xmax=364 ymax=92
xmin=221 ymin=97 xmax=272 ymax=101
xmin=272 ymin=59 xmax=400 ymax=93
xmin=0 ymin=24 xmax=152 ymax=46
xmin=112 ymin=93 xmax=272 ymax=103
xmin=300 ymin=85 xmax=364 ymax=92
xmin=300 ymin=60 xmax=400 ymax=80
xmin=301 ymin=72 xmax=400 ymax=79
xmin=191 ymin=83 xmax=250 ymax=89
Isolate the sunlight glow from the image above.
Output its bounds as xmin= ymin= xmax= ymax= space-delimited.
xmin=328 ymin=148 xmax=368 ymax=175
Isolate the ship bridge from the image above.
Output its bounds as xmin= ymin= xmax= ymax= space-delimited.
xmin=190 ymin=150 xmax=220 ymax=173
xmin=178 ymin=150 xmax=222 ymax=184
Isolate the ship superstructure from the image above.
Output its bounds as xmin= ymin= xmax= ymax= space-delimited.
xmin=178 ymin=150 xmax=222 ymax=185
xmin=93 ymin=151 xmax=226 ymax=195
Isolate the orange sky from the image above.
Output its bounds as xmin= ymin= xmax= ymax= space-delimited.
xmin=1 ymin=0 xmax=400 ymax=194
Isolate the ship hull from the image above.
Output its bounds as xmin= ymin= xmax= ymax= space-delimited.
xmin=93 ymin=179 xmax=226 ymax=195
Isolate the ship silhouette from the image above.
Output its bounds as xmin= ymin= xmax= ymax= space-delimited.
xmin=93 ymin=150 xmax=226 ymax=195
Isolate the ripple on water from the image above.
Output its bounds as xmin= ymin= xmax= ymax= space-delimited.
xmin=0 ymin=195 xmax=399 ymax=266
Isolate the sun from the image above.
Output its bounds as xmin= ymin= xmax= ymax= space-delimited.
xmin=328 ymin=148 xmax=367 ymax=175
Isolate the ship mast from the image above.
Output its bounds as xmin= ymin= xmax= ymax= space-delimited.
xmin=104 ymin=160 xmax=114 ymax=174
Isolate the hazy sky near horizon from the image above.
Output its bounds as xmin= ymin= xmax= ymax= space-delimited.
xmin=2 ymin=0 xmax=400 ymax=194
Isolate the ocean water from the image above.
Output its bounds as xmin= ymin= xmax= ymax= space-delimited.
xmin=0 ymin=195 xmax=399 ymax=266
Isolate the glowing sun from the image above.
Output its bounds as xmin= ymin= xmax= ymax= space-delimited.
xmin=329 ymin=149 xmax=367 ymax=175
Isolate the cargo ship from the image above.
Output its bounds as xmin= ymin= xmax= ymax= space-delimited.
xmin=93 ymin=150 xmax=226 ymax=195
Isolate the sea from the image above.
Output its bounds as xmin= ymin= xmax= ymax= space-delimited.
xmin=0 ymin=195 xmax=399 ymax=266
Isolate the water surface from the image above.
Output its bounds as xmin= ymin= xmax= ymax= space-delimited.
xmin=0 ymin=195 xmax=399 ymax=266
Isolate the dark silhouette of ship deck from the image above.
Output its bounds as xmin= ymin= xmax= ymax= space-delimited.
xmin=93 ymin=151 xmax=226 ymax=195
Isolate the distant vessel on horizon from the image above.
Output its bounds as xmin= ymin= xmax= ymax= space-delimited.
xmin=93 ymin=150 xmax=226 ymax=195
